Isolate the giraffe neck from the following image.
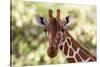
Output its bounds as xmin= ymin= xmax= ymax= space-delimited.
xmin=58 ymin=30 xmax=96 ymax=63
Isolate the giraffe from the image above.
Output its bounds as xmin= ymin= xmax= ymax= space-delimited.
xmin=34 ymin=9 xmax=96 ymax=63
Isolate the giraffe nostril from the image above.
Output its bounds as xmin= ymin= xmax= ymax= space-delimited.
xmin=49 ymin=45 xmax=56 ymax=51
xmin=53 ymin=45 xmax=57 ymax=50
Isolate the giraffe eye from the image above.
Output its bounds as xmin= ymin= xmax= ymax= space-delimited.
xmin=61 ymin=28 xmax=64 ymax=32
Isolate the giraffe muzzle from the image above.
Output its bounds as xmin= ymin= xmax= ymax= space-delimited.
xmin=47 ymin=45 xmax=58 ymax=58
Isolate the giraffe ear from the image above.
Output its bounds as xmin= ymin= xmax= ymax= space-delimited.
xmin=34 ymin=15 xmax=48 ymax=27
xmin=63 ymin=16 xmax=72 ymax=27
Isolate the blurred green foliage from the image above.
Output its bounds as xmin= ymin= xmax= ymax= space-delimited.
xmin=11 ymin=0 xmax=96 ymax=66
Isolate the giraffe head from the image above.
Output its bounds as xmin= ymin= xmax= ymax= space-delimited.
xmin=34 ymin=9 xmax=72 ymax=58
